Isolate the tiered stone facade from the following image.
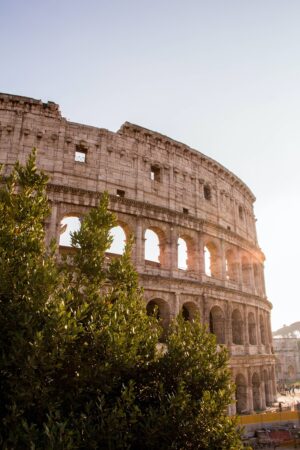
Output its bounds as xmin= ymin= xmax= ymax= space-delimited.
xmin=0 ymin=92 xmax=276 ymax=414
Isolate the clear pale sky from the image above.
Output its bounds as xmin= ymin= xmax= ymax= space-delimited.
xmin=1 ymin=0 xmax=299 ymax=330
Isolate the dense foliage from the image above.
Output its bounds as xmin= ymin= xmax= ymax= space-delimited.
xmin=0 ymin=152 xmax=242 ymax=449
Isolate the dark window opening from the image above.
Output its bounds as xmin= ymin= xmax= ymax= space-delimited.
xmin=75 ymin=147 xmax=87 ymax=163
xmin=239 ymin=205 xmax=244 ymax=220
xmin=151 ymin=165 xmax=161 ymax=182
xmin=203 ymin=184 xmax=211 ymax=200
xmin=146 ymin=301 xmax=160 ymax=319
xmin=183 ymin=207 xmax=189 ymax=214
xmin=182 ymin=305 xmax=190 ymax=321
xmin=116 ymin=189 xmax=125 ymax=198
xmin=227 ymin=226 xmax=231 ymax=231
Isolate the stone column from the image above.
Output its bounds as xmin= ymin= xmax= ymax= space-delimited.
xmin=169 ymin=226 xmax=178 ymax=273
xmin=47 ymin=200 xmax=59 ymax=246
xmin=226 ymin=304 xmax=233 ymax=349
xmin=271 ymin=365 xmax=277 ymax=401
xmin=250 ymin=262 xmax=257 ymax=294
xmin=198 ymin=232 xmax=205 ymax=276
xmin=243 ymin=305 xmax=249 ymax=352
xmin=202 ymin=294 xmax=209 ymax=326
xmin=135 ymin=217 xmax=144 ymax=270
xmin=261 ymin=264 xmax=267 ymax=297
xmin=236 ymin=250 xmax=243 ymax=288
xmin=220 ymin=239 xmax=226 ymax=281
xmin=171 ymin=292 xmax=180 ymax=319
xmin=260 ymin=368 xmax=267 ymax=410
xmin=265 ymin=313 xmax=272 ymax=353
xmin=255 ymin=307 xmax=262 ymax=351
xmin=247 ymin=367 xmax=254 ymax=413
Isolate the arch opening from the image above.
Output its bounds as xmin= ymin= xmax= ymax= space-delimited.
xmin=107 ymin=225 xmax=126 ymax=255
xmin=248 ymin=312 xmax=257 ymax=345
xmin=145 ymin=229 xmax=160 ymax=263
xmin=146 ymin=298 xmax=170 ymax=340
xmin=181 ymin=302 xmax=198 ymax=321
xmin=204 ymin=243 xmax=219 ymax=277
xmin=232 ymin=309 xmax=244 ymax=345
xmin=225 ymin=249 xmax=237 ymax=281
xmin=59 ymin=216 xmax=81 ymax=247
xmin=209 ymin=306 xmax=225 ymax=344
xmin=178 ymin=237 xmax=188 ymax=270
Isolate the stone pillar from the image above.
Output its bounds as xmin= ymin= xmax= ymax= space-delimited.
xmin=202 ymin=294 xmax=209 ymax=326
xmin=171 ymin=292 xmax=180 ymax=319
xmin=226 ymin=304 xmax=233 ymax=348
xmin=47 ymin=200 xmax=59 ymax=246
xmin=247 ymin=367 xmax=254 ymax=413
xmin=250 ymin=262 xmax=256 ymax=294
xmin=198 ymin=232 xmax=205 ymax=276
xmin=243 ymin=305 xmax=249 ymax=352
xmin=271 ymin=365 xmax=277 ymax=401
xmin=169 ymin=226 xmax=178 ymax=273
xmin=236 ymin=250 xmax=243 ymax=288
xmin=135 ymin=217 xmax=144 ymax=269
xmin=255 ymin=307 xmax=262 ymax=350
xmin=260 ymin=368 xmax=267 ymax=410
xmin=261 ymin=264 xmax=267 ymax=297
xmin=265 ymin=313 xmax=272 ymax=353
xmin=220 ymin=239 xmax=226 ymax=281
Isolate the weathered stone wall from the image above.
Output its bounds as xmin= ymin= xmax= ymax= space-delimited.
xmin=0 ymin=92 xmax=276 ymax=414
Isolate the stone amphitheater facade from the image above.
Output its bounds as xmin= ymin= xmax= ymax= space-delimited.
xmin=0 ymin=92 xmax=276 ymax=414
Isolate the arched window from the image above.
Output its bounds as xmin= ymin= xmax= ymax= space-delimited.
xmin=248 ymin=312 xmax=257 ymax=345
xmin=145 ymin=229 xmax=160 ymax=263
xmin=204 ymin=243 xmax=219 ymax=277
xmin=146 ymin=298 xmax=170 ymax=338
xmin=232 ymin=309 xmax=244 ymax=345
xmin=238 ymin=205 xmax=244 ymax=220
xmin=181 ymin=302 xmax=198 ymax=321
xmin=59 ymin=216 xmax=81 ymax=247
xmin=203 ymin=184 xmax=211 ymax=200
xmin=235 ymin=374 xmax=247 ymax=414
xmin=209 ymin=306 xmax=225 ymax=344
xmin=225 ymin=249 xmax=237 ymax=281
xmin=178 ymin=237 xmax=188 ymax=270
xmin=146 ymin=300 xmax=161 ymax=320
xmin=182 ymin=305 xmax=190 ymax=321
xmin=204 ymin=246 xmax=211 ymax=276
xmin=107 ymin=225 xmax=126 ymax=255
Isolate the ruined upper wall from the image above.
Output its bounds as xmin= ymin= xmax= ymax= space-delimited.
xmin=0 ymin=93 xmax=258 ymax=244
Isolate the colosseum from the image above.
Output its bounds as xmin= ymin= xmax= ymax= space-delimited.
xmin=0 ymin=92 xmax=276 ymax=415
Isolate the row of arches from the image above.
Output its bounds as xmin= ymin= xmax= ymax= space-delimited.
xmin=59 ymin=218 xmax=264 ymax=295
xmin=59 ymin=220 xmax=188 ymax=268
xmin=235 ymin=370 xmax=274 ymax=413
xmin=146 ymin=298 xmax=271 ymax=348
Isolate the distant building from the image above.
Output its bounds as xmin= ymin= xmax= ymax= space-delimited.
xmin=273 ymin=338 xmax=300 ymax=385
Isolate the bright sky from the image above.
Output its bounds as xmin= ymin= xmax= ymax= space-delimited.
xmin=1 ymin=0 xmax=299 ymax=331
